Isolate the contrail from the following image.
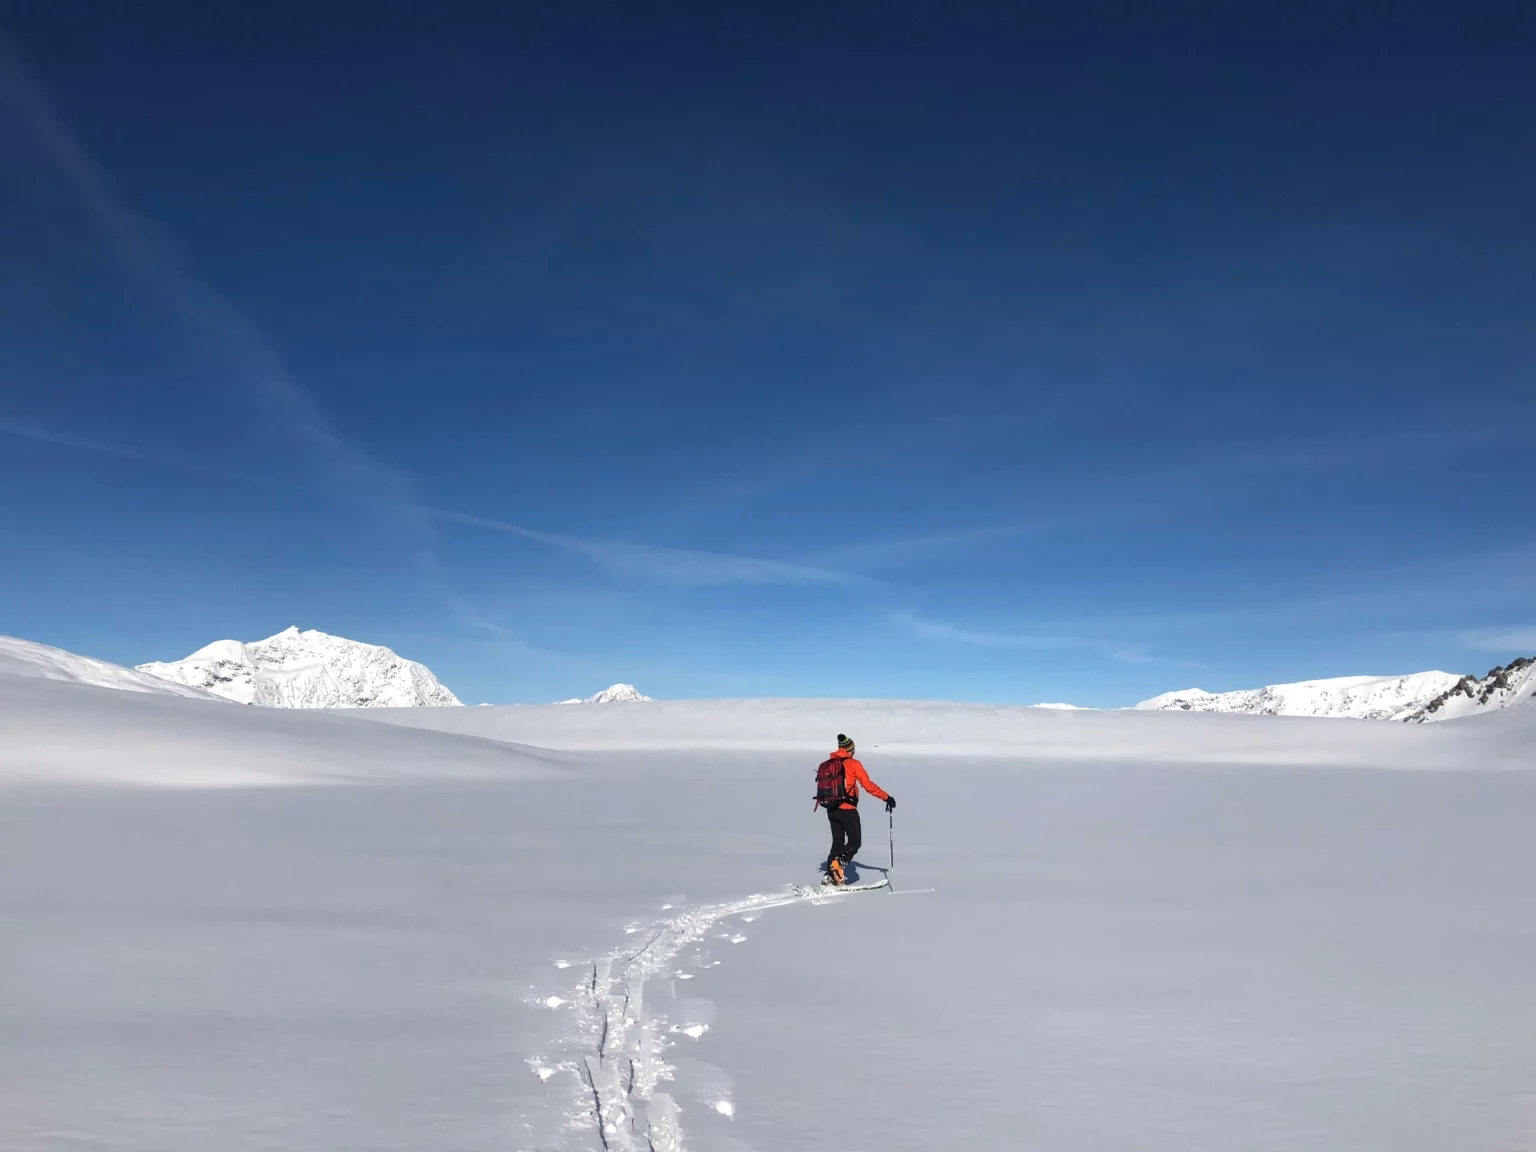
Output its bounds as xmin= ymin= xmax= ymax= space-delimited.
xmin=0 ymin=32 xmax=437 ymax=569
xmin=0 ymin=36 xmax=883 ymax=607
xmin=426 ymin=507 xmax=877 ymax=589
xmin=0 ymin=415 xmax=875 ymax=594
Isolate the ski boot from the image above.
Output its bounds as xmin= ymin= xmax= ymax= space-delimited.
xmin=825 ymin=858 xmax=846 ymax=886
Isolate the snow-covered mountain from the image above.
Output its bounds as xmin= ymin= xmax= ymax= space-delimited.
xmin=559 ymin=683 xmax=652 ymax=704
xmin=137 ymin=627 xmax=462 ymax=708
xmin=1399 ymin=657 xmax=1536 ymax=722
xmin=0 ymin=635 xmax=226 ymax=701
xmin=1136 ymin=663 xmax=1534 ymax=722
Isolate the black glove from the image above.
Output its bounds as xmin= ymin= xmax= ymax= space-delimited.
xmin=885 ymin=795 xmax=897 ymax=812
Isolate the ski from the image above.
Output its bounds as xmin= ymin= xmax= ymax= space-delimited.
xmin=792 ymin=876 xmax=890 ymax=897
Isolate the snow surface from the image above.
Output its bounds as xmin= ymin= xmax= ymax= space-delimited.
xmin=137 ymin=626 xmax=463 ymax=708
xmin=559 ymin=682 xmax=654 ymax=704
xmin=1136 ymin=670 xmax=1466 ymax=720
xmin=3 ymin=676 xmax=1535 ymax=1151
xmin=348 ymin=694 xmax=1513 ymax=768
xmin=0 ymin=676 xmax=557 ymax=787
xmin=0 ymin=634 xmax=225 ymax=700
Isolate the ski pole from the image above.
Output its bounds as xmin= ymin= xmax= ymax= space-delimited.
xmin=888 ymin=808 xmax=895 ymax=891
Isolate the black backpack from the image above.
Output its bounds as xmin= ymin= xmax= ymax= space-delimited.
xmin=814 ymin=757 xmax=854 ymax=809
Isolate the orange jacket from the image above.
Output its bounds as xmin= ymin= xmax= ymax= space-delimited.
xmin=828 ymin=748 xmax=889 ymax=810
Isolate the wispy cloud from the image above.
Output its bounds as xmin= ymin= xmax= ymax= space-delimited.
xmin=1109 ymin=645 xmax=1205 ymax=669
xmin=804 ymin=516 xmax=1084 ymax=573
xmin=892 ymin=609 xmax=1088 ymax=650
xmin=0 ymin=35 xmax=435 ymax=562
xmin=893 ymin=610 xmax=1202 ymax=667
xmin=0 ymin=411 xmax=875 ymax=594
xmin=0 ymin=418 xmax=276 ymax=487
xmin=1223 ymin=424 xmax=1525 ymax=474
xmin=805 ymin=421 xmax=1536 ymax=578
xmin=1459 ymin=628 xmax=1536 ymax=655
xmin=1 ymin=38 xmax=877 ymax=609
xmin=429 ymin=508 xmax=875 ymax=589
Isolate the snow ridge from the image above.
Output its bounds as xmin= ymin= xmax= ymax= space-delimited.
xmin=0 ymin=635 xmax=226 ymax=701
xmin=1400 ymin=656 xmax=1536 ymax=723
xmin=1136 ymin=671 xmax=1465 ymax=722
xmin=532 ymin=880 xmax=878 ymax=1150
xmin=559 ymin=683 xmax=653 ymax=705
xmin=137 ymin=627 xmax=462 ymax=708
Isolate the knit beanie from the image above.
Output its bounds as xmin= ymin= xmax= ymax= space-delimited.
xmin=836 ymin=733 xmax=855 ymax=752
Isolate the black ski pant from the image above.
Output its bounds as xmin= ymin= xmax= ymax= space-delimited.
xmin=826 ymin=805 xmax=862 ymax=866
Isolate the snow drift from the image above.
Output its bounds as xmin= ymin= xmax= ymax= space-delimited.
xmin=137 ymin=626 xmax=463 ymax=708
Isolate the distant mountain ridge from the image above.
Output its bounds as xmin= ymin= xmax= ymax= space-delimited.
xmin=1404 ymin=657 xmax=1536 ymax=722
xmin=138 ymin=627 xmax=463 ymax=708
xmin=559 ymin=683 xmax=653 ymax=704
xmin=9 ymin=626 xmax=1530 ymax=722
xmin=1137 ymin=659 xmax=1535 ymax=722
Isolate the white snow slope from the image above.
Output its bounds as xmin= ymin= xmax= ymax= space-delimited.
xmin=3 ymin=677 xmax=1534 ymax=1151
xmin=137 ymin=626 xmax=463 ymax=707
xmin=1137 ymin=670 xmax=1468 ymax=720
xmin=0 ymin=634 xmax=225 ymax=701
xmin=559 ymin=682 xmax=654 ymax=704
xmin=1400 ymin=656 xmax=1536 ymax=722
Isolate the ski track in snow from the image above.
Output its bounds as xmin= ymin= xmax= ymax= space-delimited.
xmin=530 ymin=881 xmax=879 ymax=1151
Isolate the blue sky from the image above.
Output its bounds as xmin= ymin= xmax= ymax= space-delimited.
xmin=2 ymin=2 xmax=1533 ymax=707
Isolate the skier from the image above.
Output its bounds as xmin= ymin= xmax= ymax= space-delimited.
xmin=815 ymin=734 xmax=895 ymax=885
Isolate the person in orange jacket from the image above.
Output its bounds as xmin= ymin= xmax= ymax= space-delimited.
xmin=817 ymin=733 xmax=895 ymax=885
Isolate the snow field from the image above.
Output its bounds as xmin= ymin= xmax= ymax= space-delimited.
xmin=351 ymin=693 xmax=1533 ymax=768
xmin=2 ymin=674 xmax=1534 ymax=1150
